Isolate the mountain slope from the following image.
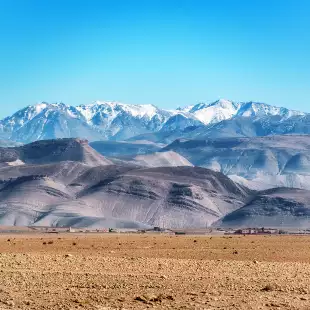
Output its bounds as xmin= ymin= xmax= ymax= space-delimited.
xmin=0 ymin=165 xmax=250 ymax=228
xmin=0 ymin=103 xmax=103 ymax=143
xmin=76 ymin=101 xmax=173 ymax=140
xmin=122 ymin=151 xmax=194 ymax=168
xmin=162 ymin=135 xmax=310 ymax=190
xmin=177 ymin=99 xmax=304 ymax=125
xmin=182 ymin=99 xmax=240 ymax=124
xmin=77 ymin=166 xmax=250 ymax=228
xmin=191 ymin=114 xmax=310 ymax=139
xmin=0 ymin=138 xmax=112 ymax=167
xmin=90 ymin=140 xmax=163 ymax=157
xmin=130 ymin=114 xmax=310 ymax=144
xmin=217 ymin=188 xmax=310 ymax=228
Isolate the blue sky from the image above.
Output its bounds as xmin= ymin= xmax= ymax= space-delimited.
xmin=0 ymin=0 xmax=309 ymax=117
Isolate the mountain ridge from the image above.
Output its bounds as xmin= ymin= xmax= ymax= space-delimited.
xmin=0 ymin=99 xmax=307 ymax=144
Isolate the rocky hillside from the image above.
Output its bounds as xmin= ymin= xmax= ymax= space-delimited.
xmin=162 ymin=135 xmax=310 ymax=190
xmin=217 ymin=188 xmax=310 ymax=228
xmin=0 ymin=138 xmax=112 ymax=166
xmin=90 ymin=140 xmax=163 ymax=157
xmin=0 ymin=151 xmax=250 ymax=228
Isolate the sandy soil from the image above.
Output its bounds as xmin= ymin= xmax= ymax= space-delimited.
xmin=0 ymin=233 xmax=310 ymax=309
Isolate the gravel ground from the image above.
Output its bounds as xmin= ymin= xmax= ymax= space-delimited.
xmin=0 ymin=234 xmax=310 ymax=309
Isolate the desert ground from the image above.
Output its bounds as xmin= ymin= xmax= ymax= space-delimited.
xmin=0 ymin=233 xmax=310 ymax=309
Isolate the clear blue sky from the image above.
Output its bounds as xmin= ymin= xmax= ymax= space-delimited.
xmin=0 ymin=0 xmax=309 ymax=117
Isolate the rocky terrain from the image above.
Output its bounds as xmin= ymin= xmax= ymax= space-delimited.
xmin=1 ymin=233 xmax=310 ymax=309
xmin=107 ymin=151 xmax=194 ymax=168
xmin=162 ymin=135 xmax=310 ymax=190
xmin=91 ymin=135 xmax=310 ymax=192
xmin=0 ymin=149 xmax=251 ymax=228
xmin=218 ymin=187 xmax=310 ymax=228
xmin=0 ymin=138 xmax=112 ymax=166
xmin=0 ymin=138 xmax=309 ymax=228
xmin=90 ymin=140 xmax=163 ymax=157
xmin=129 ymin=115 xmax=310 ymax=144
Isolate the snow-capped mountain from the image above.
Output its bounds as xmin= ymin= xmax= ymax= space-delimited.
xmin=236 ymin=101 xmax=304 ymax=118
xmin=0 ymin=99 xmax=307 ymax=144
xmin=0 ymin=102 xmax=103 ymax=143
xmin=76 ymin=101 xmax=172 ymax=140
xmin=177 ymin=99 xmax=305 ymax=125
xmin=182 ymin=99 xmax=241 ymax=124
xmin=77 ymin=101 xmax=165 ymax=123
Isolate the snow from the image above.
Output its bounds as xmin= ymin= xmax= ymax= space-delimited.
xmin=237 ymin=101 xmax=305 ymax=119
xmin=66 ymin=110 xmax=78 ymax=119
xmin=174 ymin=99 xmax=306 ymax=125
xmin=76 ymin=105 xmax=96 ymax=122
xmin=77 ymin=101 xmax=160 ymax=125
xmin=64 ymin=106 xmax=80 ymax=119
xmin=7 ymin=159 xmax=25 ymax=167
xmin=187 ymin=99 xmax=240 ymax=125
xmin=11 ymin=99 xmax=307 ymax=130
xmin=34 ymin=103 xmax=48 ymax=115
xmin=88 ymin=101 xmax=159 ymax=119
xmin=176 ymin=105 xmax=194 ymax=113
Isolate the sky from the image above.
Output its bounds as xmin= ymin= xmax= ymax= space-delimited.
xmin=0 ymin=0 xmax=309 ymax=117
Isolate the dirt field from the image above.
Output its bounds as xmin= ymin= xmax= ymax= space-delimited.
xmin=0 ymin=233 xmax=310 ymax=309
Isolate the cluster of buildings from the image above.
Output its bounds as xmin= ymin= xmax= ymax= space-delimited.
xmin=232 ymin=227 xmax=280 ymax=235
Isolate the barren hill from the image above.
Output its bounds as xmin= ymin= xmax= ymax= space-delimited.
xmin=163 ymin=135 xmax=310 ymax=190
xmin=217 ymin=187 xmax=310 ymax=228
xmin=0 ymin=138 xmax=112 ymax=166
xmin=0 ymin=141 xmax=251 ymax=228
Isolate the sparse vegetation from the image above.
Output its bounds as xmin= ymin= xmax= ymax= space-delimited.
xmin=0 ymin=234 xmax=308 ymax=309
xmin=261 ymin=284 xmax=274 ymax=292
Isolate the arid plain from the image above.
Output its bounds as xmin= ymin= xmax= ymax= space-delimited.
xmin=0 ymin=233 xmax=310 ymax=310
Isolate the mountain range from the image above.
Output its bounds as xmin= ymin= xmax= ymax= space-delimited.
xmin=0 ymin=99 xmax=307 ymax=144
xmin=1 ymin=99 xmax=310 ymax=229
xmin=0 ymin=138 xmax=247 ymax=228
xmin=89 ymin=135 xmax=310 ymax=192
xmin=1 ymin=138 xmax=310 ymax=229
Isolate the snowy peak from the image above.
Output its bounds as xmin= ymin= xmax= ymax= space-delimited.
xmin=2 ymin=102 xmax=49 ymax=130
xmin=3 ymin=102 xmax=83 ymax=128
xmin=236 ymin=101 xmax=305 ymax=118
xmin=183 ymin=99 xmax=240 ymax=125
xmin=75 ymin=101 xmax=174 ymax=140
xmin=0 ymin=102 xmax=96 ymax=143
xmin=176 ymin=99 xmax=306 ymax=125
xmin=193 ymin=99 xmax=239 ymax=111
xmin=176 ymin=105 xmax=194 ymax=113
xmin=77 ymin=101 xmax=164 ymax=122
